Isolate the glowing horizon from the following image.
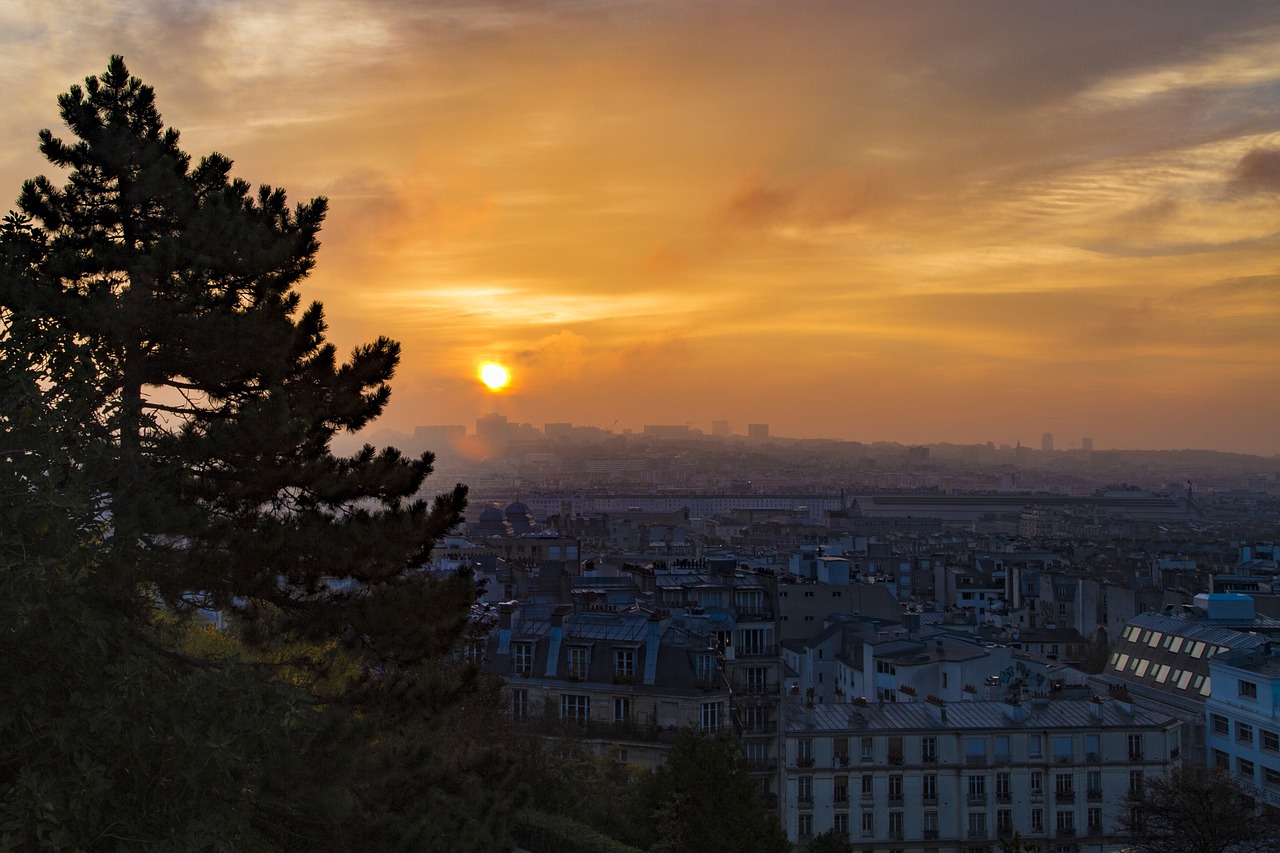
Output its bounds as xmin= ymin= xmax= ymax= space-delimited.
xmin=3 ymin=3 xmax=1280 ymax=455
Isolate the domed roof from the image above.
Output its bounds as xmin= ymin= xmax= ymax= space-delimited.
xmin=505 ymin=501 xmax=529 ymax=515
xmin=479 ymin=507 xmax=505 ymax=522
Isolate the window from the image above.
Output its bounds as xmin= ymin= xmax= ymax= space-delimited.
xmin=511 ymin=688 xmax=528 ymax=721
xmin=1088 ymin=807 xmax=1102 ymax=832
xmin=968 ymin=775 xmax=986 ymax=802
xmin=568 ymin=646 xmax=589 ymax=680
xmin=888 ymin=736 xmax=904 ymax=764
xmin=1031 ymin=809 xmax=1044 ymax=833
xmin=745 ymin=741 xmax=767 ymax=769
xmin=1128 ymin=770 xmax=1144 ymax=793
xmin=877 ymin=660 xmax=897 ymax=675
xmin=833 ymin=812 xmax=849 ymax=837
xmin=743 ymin=704 xmax=766 ymax=732
xmin=834 ymin=775 xmax=848 ymax=804
xmin=1055 ymin=772 xmax=1074 ymax=796
xmin=861 ymin=812 xmax=874 ymax=836
xmin=1128 ymin=733 xmax=1144 ymax=760
xmin=1238 ymin=722 xmax=1254 ymax=745
xmin=513 ymin=642 xmax=534 ymax=675
xmin=1265 ymin=766 xmax=1280 ymax=788
xmin=611 ymin=696 xmax=631 ymax=723
xmin=888 ymin=775 xmax=903 ymax=802
xmin=1085 ymin=733 xmax=1100 ymax=758
xmin=923 ymin=773 xmax=937 ymax=801
xmin=1054 ymin=736 xmax=1073 ymax=763
xmin=561 ymin=694 xmax=589 ymax=723
xmin=888 ymin=811 xmax=903 ymax=838
xmin=996 ymin=735 xmax=1010 ymax=759
xmin=998 ymin=809 xmax=1012 ymax=833
xmin=798 ymin=775 xmax=813 ymax=805
xmin=862 ymin=774 xmax=873 ymax=798
xmin=1213 ymin=749 xmax=1230 ymax=770
xmin=797 ymin=813 xmax=812 ymax=839
xmin=1056 ymin=810 xmax=1075 ymax=832
xmin=860 ymin=737 xmax=873 ymax=761
xmin=745 ymin=666 xmax=768 ymax=693
xmin=1029 ymin=734 xmax=1043 ymax=758
xmin=695 ymin=653 xmax=715 ymax=681
xmin=1264 ymin=729 xmax=1280 ymax=753
xmin=967 ymin=812 xmax=986 ymax=838
xmin=1241 ymin=679 xmax=1259 ymax=699
xmin=797 ymin=738 xmax=814 ymax=766
xmin=1030 ymin=771 xmax=1043 ymax=794
xmin=996 ymin=772 xmax=1011 ymax=799
xmin=700 ymin=701 xmax=721 ymax=733
xmin=923 ymin=811 xmax=939 ymax=833
xmin=921 ymin=736 xmax=938 ymax=763
xmin=613 ymin=648 xmax=634 ymax=680
xmin=1087 ymin=770 xmax=1102 ymax=798
xmin=966 ymin=737 xmax=987 ymax=765
xmin=1212 ymin=714 xmax=1230 ymax=736
xmin=1239 ymin=758 xmax=1255 ymax=781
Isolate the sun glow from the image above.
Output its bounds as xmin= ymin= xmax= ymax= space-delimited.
xmin=479 ymin=363 xmax=510 ymax=390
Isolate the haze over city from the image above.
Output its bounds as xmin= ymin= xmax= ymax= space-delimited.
xmin=5 ymin=2 xmax=1280 ymax=455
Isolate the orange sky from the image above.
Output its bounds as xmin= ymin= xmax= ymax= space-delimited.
xmin=4 ymin=2 xmax=1280 ymax=454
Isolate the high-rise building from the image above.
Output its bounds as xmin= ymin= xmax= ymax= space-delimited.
xmin=711 ymin=419 xmax=731 ymax=437
xmin=1041 ymin=432 xmax=1054 ymax=452
xmin=1082 ymin=437 xmax=1093 ymax=452
xmin=748 ymin=423 xmax=770 ymax=440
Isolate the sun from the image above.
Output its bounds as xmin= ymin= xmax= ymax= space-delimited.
xmin=479 ymin=363 xmax=510 ymax=390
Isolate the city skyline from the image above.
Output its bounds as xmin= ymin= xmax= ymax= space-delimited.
xmin=4 ymin=3 xmax=1280 ymax=454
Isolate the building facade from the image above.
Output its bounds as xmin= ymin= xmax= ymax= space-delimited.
xmin=781 ymin=697 xmax=1181 ymax=852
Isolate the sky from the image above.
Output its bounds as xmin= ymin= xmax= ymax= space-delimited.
xmin=3 ymin=2 xmax=1280 ymax=455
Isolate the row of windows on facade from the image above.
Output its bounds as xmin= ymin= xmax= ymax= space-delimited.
xmin=794 ymin=732 xmax=1149 ymax=765
xmin=509 ymin=632 xmax=775 ymax=678
xmin=509 ymin=690 xmax=725 ymax=731
xmin=793 ymin=806 xmax=1107 ymax=841
xmin=1210 ymin=713 xmax=1277 ymax=750
xmin=797 ymin=768 xmax=1144 ymax=804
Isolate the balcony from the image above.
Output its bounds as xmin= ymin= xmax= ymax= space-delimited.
xmin=921 ymin=753 xmax=938 ymax=764
xmin=1087 ymin=789 xmax=1103 ymax=801
xmin=967 ymin=795 xmax=988 ymax=806
xmin=1056 ymin=788 xmax=1076 ymax=803
xmin=922 ymin=795 xmax=938 ymax=805
xmin=797 ymin=796 xmax=814 ymax=809
xmin=923 ymin=830 xmax=940 ymax=840
xmin=748 ymin=758 xmax=777 ymax=773
xmin=1129 ymin=751 xmax=1145 ymax=761
xmin=887 ymin=795 xmax=904 ymax=805
xmin=968 ymin=830 xmax=989 ymax=840
xmin=738 ymin=644 xmax=778 ymax=659
xmin=1085 ymin=752 xmax=1101 ymax=763
xmin=1055 ymin=753 xmax=1074 ymax=764
xmin=966 ymin=755 xmax=988 ymax=767
xmin=736 ymin=609 xmax=774 ymax=622
xmin=888 ymin=830 xmax=904 ymax=841
xmin=1057 ymin=827 xmax=1077 ymax=838
xmin=1087 ymin=823 xmax=1104 ymax=837
xmin=996 ymin=793 xmax=1012 ymax=803
xmin=739 ymin=719 xmax=778 ymax=736
xmin=612 ymin=673 xmax=635 ymax=685
xmin=797 ymin=756 xmax=815 ymax=768
xmin=888 ymin=755 xmax=904 ymax=766
xmin=833 ymin=793 xmax=849 ymax=805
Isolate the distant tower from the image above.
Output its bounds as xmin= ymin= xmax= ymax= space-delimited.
xmin=1041 ymin=432 xmax=1054 ymax=452
xmin=747 ymin=423 xmax=769 ymax=440
xmin=1081 ymin=437 xmax=1093 ymax=452
xmin=711 ymin=419 xmax=731 ymax=437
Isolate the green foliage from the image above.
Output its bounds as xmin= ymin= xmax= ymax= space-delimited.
xmin=1119 ymin=765 xmax=1280 ymax=853
xmin=512 ymin=810 xmax=648 ymax=853
xmin=0 ymin=57 xmax=516 ymax=850
xmin=636 ymin=728 xmax=788 ymax=853
xmin=807 ymin=828 xmax=854 ymax=853
xmin=521 ymin=743 xmax=646 ymax=848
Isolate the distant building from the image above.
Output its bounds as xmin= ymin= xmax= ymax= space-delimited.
xmin=711 ymin=419 xmax=732 ymax=437
xmin=643 ymin=424 xmax=691 ymax=438
xmin=1041 ymin=432 xmax=1054 ymax=453
xmin=476 ymin=412 xmax=510 ymax=444
xmin=544 ymin=422 xmax=573 ymax=439
xmin=1081 ymin=437 xmax=1093 ymax=452
xmin=748 ymin=423 xmax=770 ymax=440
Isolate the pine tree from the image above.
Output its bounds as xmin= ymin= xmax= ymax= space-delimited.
xmin=0 ymin=57 xmax=514 ymax=850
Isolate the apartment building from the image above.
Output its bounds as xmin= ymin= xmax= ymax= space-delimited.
xmin=1205 ymin=644 xmax=1280 ymax=808
xmin=780 ymin=696 xmax=1181 ymax=852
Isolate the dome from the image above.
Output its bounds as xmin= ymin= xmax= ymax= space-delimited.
xmin=479 ymin=507 xmax=505 ymax=522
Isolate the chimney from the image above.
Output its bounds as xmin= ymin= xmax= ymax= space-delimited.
xmin=544 ymin=603 xmax=573 ymax=677
xmin=1090 ymin=694 xmax=1105 ymax=721
xmin=496 ymin=600 xmax=517 ymax=655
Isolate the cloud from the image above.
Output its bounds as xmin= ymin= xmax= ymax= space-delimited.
xmin=1229 ymin=147 xmax=1280 ymax=193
